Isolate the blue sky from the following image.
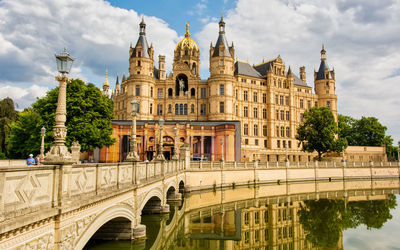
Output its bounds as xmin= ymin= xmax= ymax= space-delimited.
xmin=0 ymin=0 xmax=399 ymax=145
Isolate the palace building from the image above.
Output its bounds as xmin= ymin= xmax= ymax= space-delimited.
xmin=101 ymin=16 xmax=339 ymax=162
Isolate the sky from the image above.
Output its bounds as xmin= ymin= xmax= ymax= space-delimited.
xmin=0 ymin=0 xmax=399 ymax=145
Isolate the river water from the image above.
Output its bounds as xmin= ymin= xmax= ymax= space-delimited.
xmin=85 ymin=180 xmax=400 ymax=249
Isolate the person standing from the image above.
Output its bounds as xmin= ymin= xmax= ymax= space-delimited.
xmin=27 ymin=154 xmax=36 ymax=166
xmin=34 ymin=154 xmax=41 ymax=165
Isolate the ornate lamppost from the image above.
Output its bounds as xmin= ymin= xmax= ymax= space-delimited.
xmin=40 ymin=127 xmax=46 ymax=160
xmin=44 ymin=49 xmax=74 ymax=164
xmin=155 ymin=118 xmax=166 ymax=161
xmin=172 ymin=127 xmax=179 ymax=160
xmin=126 ymin=99 xmax=140 ymax=161
xmin=220 ymin=137 xmax=224 ymax=162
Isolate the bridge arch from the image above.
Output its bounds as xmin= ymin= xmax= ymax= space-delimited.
xmin=139 ymin=188 xmax=164 ymax=213
xmin=75 ymin=204 xmax=136 ymax=250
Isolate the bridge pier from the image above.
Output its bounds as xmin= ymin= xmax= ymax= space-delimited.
xmin=132 ymin=224 xmax=146 ymax=241
xmin=167 ymin=192 xmax=182 ymax=201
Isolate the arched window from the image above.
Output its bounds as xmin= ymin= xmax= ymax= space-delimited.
xmin=191 ymin=88 xmax=195 ymax=98
xmin=185 ymin=50 xmax=188 ymax=56
xmin=281 ymin=126 xmax=285 ymax=137
xmin=180 ymin=104 xmax=183 ymax=115
xmin=192 ymin=63 xmax=196 ymax=75
xmin=191 ymin=104 xmax=194 ymax=113
xmin=175 ymin=104 xmax=179 ymax=115
xmin=168 ymin=104 xmax=172 ymax=113
xmin=184 ymin=104 xmax=188 ymax=115
xmin=168 ymin=88 xmax=173 ymax=97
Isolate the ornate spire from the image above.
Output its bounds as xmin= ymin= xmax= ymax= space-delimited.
xmin=321 ymin=43 xmax=326 ymax=61
xmin=185 ymin=21 xmax=190 ymax=38
xmin=219 ymin=14 xmax=225 ymax=34
xmin=103 ymin=68 xmax=109 ymax=87
xmin=139 ymin=15 xmax=146 ymax=35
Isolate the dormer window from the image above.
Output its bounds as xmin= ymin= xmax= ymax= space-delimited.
xmin=220 ymin=50 xmax=224 ymax=56
xmin=138 ymin=51 xmax=141 ymax=57
xmin=185 ymin=50 xmax=188 ymax=56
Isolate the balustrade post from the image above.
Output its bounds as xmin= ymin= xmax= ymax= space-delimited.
xmin=0 ymin=172 xmax=5 ymax=221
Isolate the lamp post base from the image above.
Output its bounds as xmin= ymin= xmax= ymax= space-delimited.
xmin=43 ymin=145 xmax=74 ymax=164
xmin=126 ymin=152 xmax=140 ymax=162
xmin=154 ymin=153 xmax=166 ymax=162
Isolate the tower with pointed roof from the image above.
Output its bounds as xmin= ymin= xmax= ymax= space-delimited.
xmin=314 ymin=45 xmax=337 ymax=119
xmin=208 ymin=15 xmax=236 ymax=120
xmin=102 ymin=69 xmax=110 ymax=96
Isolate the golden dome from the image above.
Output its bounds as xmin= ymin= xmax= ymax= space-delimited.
xmin=175 ymin=22 xmax=199 ymax=52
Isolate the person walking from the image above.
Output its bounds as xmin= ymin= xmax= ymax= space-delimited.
xmin=27 ymin=154 xmax=36 ymax=166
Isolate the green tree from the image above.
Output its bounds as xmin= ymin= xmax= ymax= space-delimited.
xmin=0 ymin=97 xmax=19 ymax=157
xmin=338 ymin=115 xmax=395 ymax=158
xmin=296 ymin=107 xmax=347 ymax=160
xmin=7 ymin=109 xmax=44 ymax=159
xmin=8 ymin=79 xmax=115 ymax=158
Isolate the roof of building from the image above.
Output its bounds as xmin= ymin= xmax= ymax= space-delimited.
xmin=153 ymin=66 xmax=159 ymax=80
xmin=212 ymin=34 xmax=231 ymax=57
xmin=293 ymin=74 xmax=309 ymax=87
xmin=253 ymin=61 xmax=274 ymax=76
xmin=234 ymin=61 xmax=263 ymax=79
xmin=316 ymin=60 xmax=329 ymax=80
xmin=176 ymin=22 xmax=199 ymax=52
xmin=132 ymin=35 xmax=150 ymax=58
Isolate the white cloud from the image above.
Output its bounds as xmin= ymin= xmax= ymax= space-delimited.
xmin=0 ymin=84 xmax=49 ymax=110
xmin=0 ymin=0 xmax=179 ymax=87
xmin=195 ymin=0 xmax=400 ymax=144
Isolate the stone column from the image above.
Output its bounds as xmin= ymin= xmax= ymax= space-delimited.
xmin=172 ymin=126 xmax=179 ymax=160
xmin=44 ymin=76 xmax=73 ymax=164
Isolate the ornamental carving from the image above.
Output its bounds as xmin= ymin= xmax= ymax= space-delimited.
xmin=53 ymin=127 xmax=67 ymax=139
xmin=59 ymin=213 xmax=97 ymax=250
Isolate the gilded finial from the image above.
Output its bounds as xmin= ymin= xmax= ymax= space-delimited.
xmin=185 ymin=22 xmax=190 ymax=37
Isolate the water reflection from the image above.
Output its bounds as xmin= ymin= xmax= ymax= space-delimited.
xmin=86 ymin=180 xmax=399 ymax=250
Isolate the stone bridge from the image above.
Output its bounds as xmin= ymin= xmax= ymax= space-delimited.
xmin=0 ymin=156 xmax=399 ymax=249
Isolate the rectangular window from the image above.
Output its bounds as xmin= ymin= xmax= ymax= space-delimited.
xmin=244 ymin=106 xmax=248 ymax=117
xmin=244 ymin=213 xmax=249 ymax=225
xmin=264 ymin=211 xmax=269 ymax=223
xmin=280 ymin=95 xmax=284 ymax=105
xmin=253 ymin=108 xmax=258 ymax=118
xmin=264 ymin=140 xmax=267 ymax=148
xmin=263 ymin=93 xmax=267 ymax=103
xmin=275 ymin=95 xmax=278 ymax=104
xmin=255 ymin=212 xmax=260 ymax=224
xmin=286 ymin=127 xmax=290 ymax=137
xmin=244 ymin=91 xmax=248 ymax=101
xmin=253 ymin=92 xmax=258 ymax=102
xmin=220 ymin=59 xmax=224 ymax=66
xmin=307 ymin=100 xmax=311 ymax=109
xmin=263 ymin=109 xmax=267 ymax=119
xmin=286 ymin=111 xmax=290 ymax=121
xmin=300 ymin=99 xmax=304 ymax=108
xmin=157 ymin=104 xmax=163 ymax=115
xmin=276 ymin=109 xmax=279 ymax=120
xmin=235 ymin=89 xmax=238 ymax=98
xmin=315 ymin=101 xmax=318 ymax=107
xmin=244 ymin=231 xmax=249 ymax=244
xmin=283 ymin=140 xmax=286 ymax=148
xmin=288 ymin=140 xmax=292 ymax=148
xmin=200 ymin=104 xmax=206 ymax=116
xmin=235 ymin=105 xmax=238 ymax=115
xmin=276 ymin=126 xmax=279 ymax=137
xmin=135 ymin=85 xmax=140 ymax=96
xmin=327 ymin=101 xmax=331 ymax=109
xmin=281 ymin=127 xmax=285 ymax=137
xmin=254 ymin=124 xmax=258 ymax=136
xmin=157 ymin=88 xmax=163 ymax=98
xmin=201 ymin=88 xmax=206 ymax=98
xmin=245 ymin=138 xmax=249 ymax=145
xmin=285 ymin=96 xmax=289 ymax=105
xmin=255 ymin=230 xmax=260 ymax=242
xmin=263 ymin=125 xmax=267 ymax=136
xmin=255 ymin=139 xmax=259 ymax=145
xmin=280 ymin=110 xmax=284 ymax=120
xmin=244 ymin=124 xmax=248 ymax=135
xmin=277 ymin=140 xmax=280 ymax=148
xmin=265 ymin=229 xmax=269 ymax=241
xmin=150 ymin=87 xmax=153 ymax=97
xmin=219 ymin=102 xmax=224 ymax=113
xmin=220 ymin=84 xmax=224 ymax=95
xmin=149 ymin=103 xmax=153 ymax=114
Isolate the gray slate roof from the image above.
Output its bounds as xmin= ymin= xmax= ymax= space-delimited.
xmin=316 ymin=60 xmax=329 ymax=80
xmin=212 ymin=34 xmax=232 ymax=57
xmin=254 ymin=61 xmax=274 ymax=76
xmin=132 ymin=35 xmax=150 ymax=58
xmin=293 ymin=74 xmax=309 ymax=87
xmin=234 ymin=61 xmax=263 ymax=79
